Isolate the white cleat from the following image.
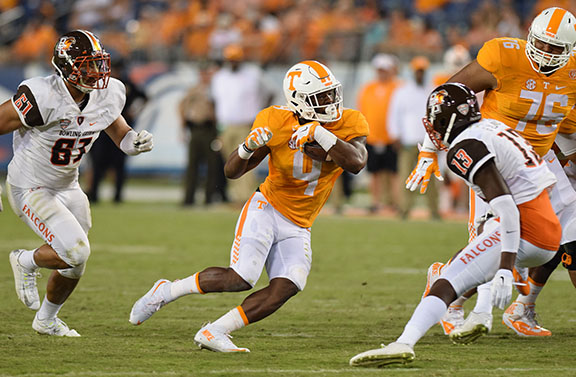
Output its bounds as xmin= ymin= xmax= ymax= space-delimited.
xmin=449 ymin=311 xmax=492 ymax=344
xmin=129 ymin=279 xmax=172 ymax=325
xmin=9 ymin=249 xmax=40 ymax=310
xmin=194 ymin=323 xmax=250 ymax=353
xmin=502 ymin=301 xmax=551 ymax=337
xmin=32 ymin=314 xmax=80 ymax=337
xmin=349 ymin=342 xmax=415 ymax=367
xmin=440 ymin=304 xmax=465 ymax=335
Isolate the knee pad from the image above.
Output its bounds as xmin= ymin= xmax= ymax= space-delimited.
xmin=561 ymin=241 xmax=576 ymax=271
xmin=61 ymin=238 xmax=91 ymax=267
xmin=58 ymin=262 xmax=86 ymax=279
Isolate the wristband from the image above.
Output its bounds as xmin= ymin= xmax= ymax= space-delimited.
xmin=120 ymin=130 xmax=138 ymax=156
xmin=313 ymin=126 xmax=338 ymax=151
xmin=238 ymin=143 xmax=254 ymax=160
xmin=420 ymin=133 xmax=437 ymax=152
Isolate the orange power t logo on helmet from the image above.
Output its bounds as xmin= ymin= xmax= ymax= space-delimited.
xmin=287 ymin=71 xmax=302 ymax=91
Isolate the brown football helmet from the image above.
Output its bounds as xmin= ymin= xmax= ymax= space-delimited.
xmin=52 ymin=30 xmax=111 ymax=93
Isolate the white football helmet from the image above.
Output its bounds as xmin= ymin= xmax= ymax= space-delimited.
xmin=283 ymin=60 xmax=342 ymax=122
xmin=526 ymin=7 xmax=576 ymax=73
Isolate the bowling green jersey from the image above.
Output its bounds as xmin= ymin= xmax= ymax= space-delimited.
xmin=257 ymin=106 xmax=369 ymax=228
xmin=477 ymin=37 xmax=576 ymax=156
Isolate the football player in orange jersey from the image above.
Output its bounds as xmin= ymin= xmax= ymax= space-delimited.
xmin=129 ymin=60 xmax=369 ymax=352
xmin=407 ymin=7 xmax=576 ymax=340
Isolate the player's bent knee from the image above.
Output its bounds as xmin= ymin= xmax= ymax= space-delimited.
xmin=561 ymin=241 xmax=576 ymax=271
xmin=286 ymin=264 xmax=309 ymax=291
xmin=269 ymin=278 xmax=299 ymax=304
xmin=543 ymin=247 xmax=563 ymax=271
xmin=225 ymin=268 xmax=253 ymax=291
xmin=58 ymin=262 xmax=86 ymax=279
xmin=61 ymin=238 xmax=91 ymax=267
xmin=429 ymin=278 xmax=457 ymax=306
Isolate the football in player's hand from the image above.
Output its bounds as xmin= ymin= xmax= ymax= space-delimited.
xmin=303 ymin=141 xmax=329 ymax=161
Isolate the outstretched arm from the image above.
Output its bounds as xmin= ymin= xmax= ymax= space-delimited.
xmin=406 ymin=60 xmax=497 ymax=194
xmin=0 ymin=99 xmax=24 ymax=135
xmin=473 ymin=160 xmax=518 ymax=309
xmin=447 ymin=60 xmax=498 ymax=93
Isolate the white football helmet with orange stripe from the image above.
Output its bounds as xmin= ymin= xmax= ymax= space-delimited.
xmin=52 ymin=30 xmax=111 ymax=93
xmin=526 ymin=7 xmax=576 ymax=73
xmin=283 ymin=60 xmax=342 ymax=122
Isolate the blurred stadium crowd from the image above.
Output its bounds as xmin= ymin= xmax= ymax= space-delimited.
xmin=0 ymin=0 xmax=555 ymax=65
xmin=0 ymin=0 xmax=567 ymax=213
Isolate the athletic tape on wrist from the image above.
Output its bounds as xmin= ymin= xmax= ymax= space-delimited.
xmin=238 ymin=143 xmax=254 ymax=160
xmin=314 ymin=126 xmax=338 ymax=151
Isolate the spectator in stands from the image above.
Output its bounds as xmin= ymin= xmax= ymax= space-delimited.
xmin=87 ymin=58 xmax=147 ymax=204
xmin=179 ymin=62 xmax=222 ymax=207
xmin=211 ymin=44 xmax=273 ymax=205
xmin=388 ymin=56 xmax=440 ymax=220
xmin=11 ymin=16 xmax=58 ymax=64
xmin=357 ymin=53 xmax=403 ymax=214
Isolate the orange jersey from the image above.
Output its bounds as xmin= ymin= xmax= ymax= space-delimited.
xmin=558 ymin=105 xmax=576 ymax=134
xmin=477 ymin=38 xmax=576 ymax=156
xmin=257 ymin=106 xmax=369 ymax=228
xmin=357 ymin=79 xmax=402 ymax=145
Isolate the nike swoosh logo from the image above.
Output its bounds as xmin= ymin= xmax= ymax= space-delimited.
xmin=547 ymin=158 xmax=555 ymax=163
xmin=556 ymin=85 xmax=566 ymax=90
xmin=89 ymin=122 xmax=96 ymax=126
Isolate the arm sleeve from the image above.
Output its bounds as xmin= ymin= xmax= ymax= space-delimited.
xmin=489 ymin=194 xmax=520 ymax=253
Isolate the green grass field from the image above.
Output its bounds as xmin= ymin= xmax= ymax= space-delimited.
xmin=1 ymin=201 xmax=575 ymax=377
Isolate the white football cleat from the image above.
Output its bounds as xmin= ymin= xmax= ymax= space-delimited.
xmin=349 ymin=342 xmax=415 ymax=367
xmin=32 ymin=314 xmax=80 ymax=337
xmin=449 ymin=311 xmax=492 ymax=344
xmin=129 ymin=279 xmax=172 ymax=325
xmin=502 ymin=301 xmax=551 ymax=337
xmin=9 ymin=249 xmax=41 ymax=310
xmin=194 ymin=323 xmax=250 ymax=353
xmin=440 ymin=304 xmax=465 ymax=335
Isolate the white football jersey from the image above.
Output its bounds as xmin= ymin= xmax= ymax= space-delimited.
xmin=447 ymin=118 xmax=556 ymax=205
xmin=8 ymin=74 xmax=125 ymax=189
